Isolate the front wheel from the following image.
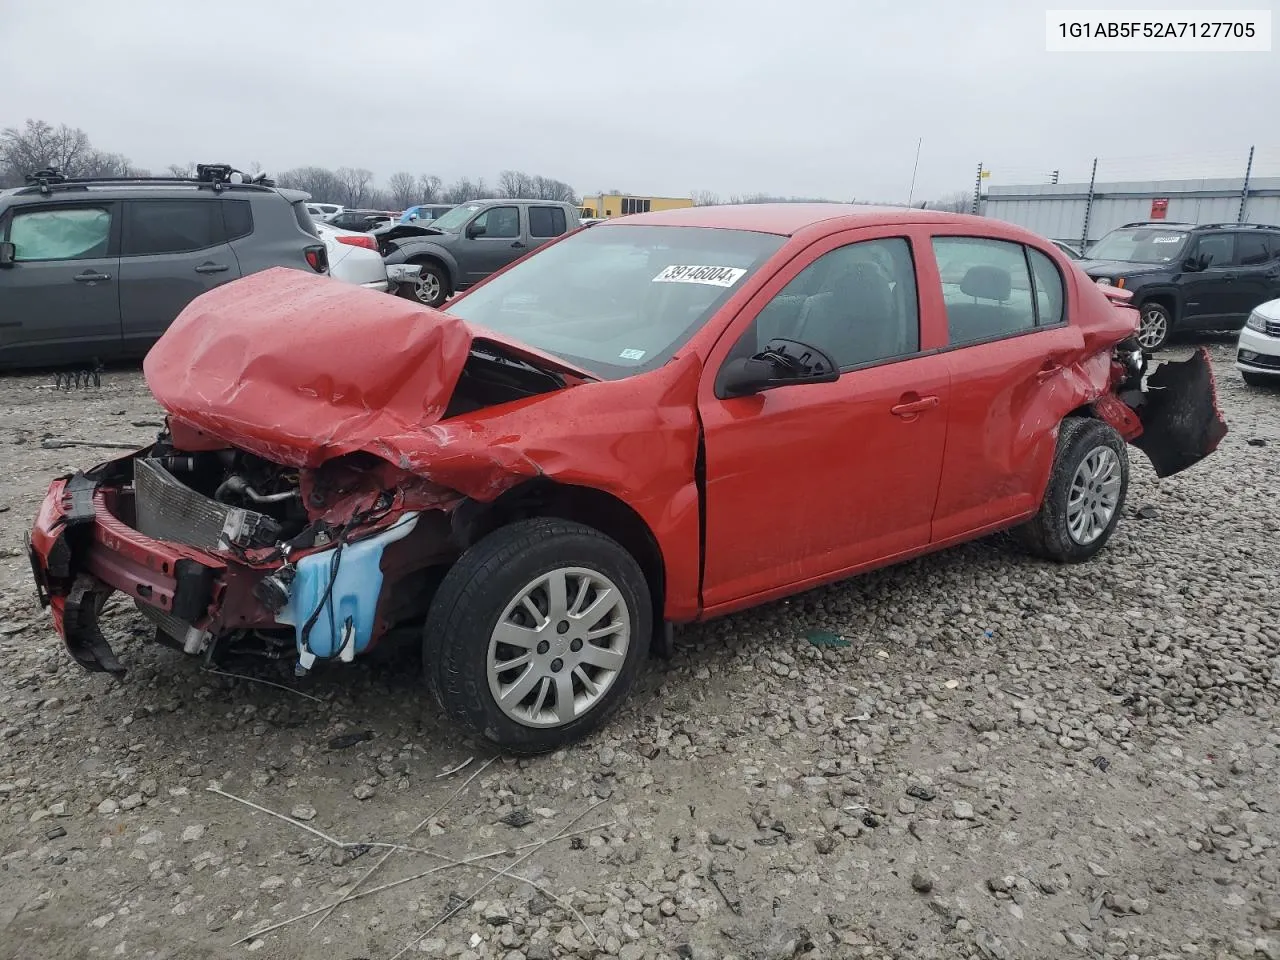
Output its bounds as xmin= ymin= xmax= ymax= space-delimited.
xmin=1014 ymin=417 xmax=1129 ymax=563
xmin=405 ymin=262 xmax=450 ymax=307
xmin=424 ymin=519 xmax=650 ymax=754
xmin=1136 ymin=302 xmax=1172 ymax=350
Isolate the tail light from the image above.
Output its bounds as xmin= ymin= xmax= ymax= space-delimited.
xmin=304 ymin=244 xmax=328 ymax=273
xmin=336 ymin=234 xmax=378 ymax=251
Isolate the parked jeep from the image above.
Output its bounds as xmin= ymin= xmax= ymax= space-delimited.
xmin=377 ymin=198 xmax=581 ymax=306
xmin=0 ymin=164 xmax=328 ymax=369
xmin=1077 ymin=221 xmax=1280 ymax=350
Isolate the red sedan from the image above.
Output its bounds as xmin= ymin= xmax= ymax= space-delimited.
xmin=27 ymin=204 xmax=1226 ymax=752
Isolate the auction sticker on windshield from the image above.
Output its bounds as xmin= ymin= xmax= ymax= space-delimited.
xmin=653 ymin=264 xmax=747 ymax=287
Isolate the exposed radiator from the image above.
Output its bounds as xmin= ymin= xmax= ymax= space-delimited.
xmin=133 ymin=459 xmax=278 ymax=550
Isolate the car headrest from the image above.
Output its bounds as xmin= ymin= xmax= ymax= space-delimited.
xmin=960 ymin=265 xmax=1011 ymax=302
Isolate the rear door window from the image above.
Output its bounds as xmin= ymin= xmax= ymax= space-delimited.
xmin=529 ymin=206 xmax=568 ymax=238
xmin=123 ymin=200 xmax=222 ymax=256
xmin=932 ymin=236 xmax=1036 ymax=345
xmin=7 ymin=205 xmax=113 ymax=261
xmin=1236 ymin=232 xmax=1271 ymax=266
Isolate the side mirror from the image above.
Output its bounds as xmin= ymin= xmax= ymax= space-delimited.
xmin=1182 ymin=254 xmax=1206 ymax=272
xmin=717 ymin=338 xmax=840 ymax=398
xmin=467 ymin=222 xmax=486 ymax=239
xmin=0 ymin=241 xmax=13 ymax=267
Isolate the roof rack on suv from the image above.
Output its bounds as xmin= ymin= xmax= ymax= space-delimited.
xmin=1199 ymin=221 xmax=1280 ymax=230
xmin=1120 ymin=220 xmax=1195 ymax=228
xmin=16 ymin=163 xmax=275 ymax=197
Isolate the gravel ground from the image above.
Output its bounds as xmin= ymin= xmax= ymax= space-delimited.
xmin=1 ymin=341 xmax=1278 ymax=960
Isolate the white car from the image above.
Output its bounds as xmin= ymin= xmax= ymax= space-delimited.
xmin=316 ymin=222 xmax=391 ymax=292
xmin=307 ymin=202 xmax=344 ymax=223
xmin=1237 ymin=298 xmax=1280 ymax=386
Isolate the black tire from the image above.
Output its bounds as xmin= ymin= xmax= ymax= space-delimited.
xmin=405 ymin=261 xmax=450 ymax=308
xmin=1241 ymin=370 xmax=1272 ymax=388
xmin=1014 ymin=417 xmax=1129 ymax=564
xmin=423 ymin=518 xmax=651 ymax=754
xmin=1136 ymin=301 xmax=1172 ymax=351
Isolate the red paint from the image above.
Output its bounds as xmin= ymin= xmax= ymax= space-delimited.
xmin=32 ymin=206 xmax=1223 ymax=651
xmin=1150 ymin=198 xmax=1169 ymax=220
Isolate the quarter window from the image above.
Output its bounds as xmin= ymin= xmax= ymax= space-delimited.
xmin=8 ymin=206 xmax=112 ymax=261
xmin=932 ymin=236 xmax=1036 ymax=345
xmin=736 ymin=237 xmax=919 ymax=370
xmin=1027 ymin=247 xmax=1065 ymax=326
xmin=124 ymin=200 xmax=221 ymax=256
xmin=529 ymin=206 xmax=567 ymax=237
xmin=223 ymin=200 xmax=254 ymax=241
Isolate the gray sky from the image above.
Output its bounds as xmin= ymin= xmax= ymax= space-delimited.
xmin=1 ymin=0 xmax=1275 ymax=201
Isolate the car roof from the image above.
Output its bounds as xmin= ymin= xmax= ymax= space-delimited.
xmin=597 ymin=202 xmax=1010 ymax=237
xmin=0 ymin=183 xmax=305 ymax=203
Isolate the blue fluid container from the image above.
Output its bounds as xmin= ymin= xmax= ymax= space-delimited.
xmin=277 ymin=512 xmax=421 ymax=659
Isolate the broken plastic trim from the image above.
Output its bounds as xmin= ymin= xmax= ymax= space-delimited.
xmin=62 ymin=575 xmax=125 ymax=675
xmin=1130 ymin=347 xmax=1228 ymax=478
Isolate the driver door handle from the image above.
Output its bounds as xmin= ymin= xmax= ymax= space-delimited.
xmin=73 ymin=271 xmax=111 ymax=282
xmin=195 ymin=262 xmax=229 ymax=274
xmin=891 ymin=394 xmax=939 ymax=417
xmin=510 ymin=241 xmax=525 ymax=248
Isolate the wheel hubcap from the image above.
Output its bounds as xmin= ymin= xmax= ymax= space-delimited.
xmin=1138 ymin=308 xmax=1167 ymax=348
xmin=415 ymin=273 xmax=440 ymax=303
xmin=1066 ymin=446 xmax=1122 ymax=545
xmin=486 ymin=567 xmax=630 ymax=729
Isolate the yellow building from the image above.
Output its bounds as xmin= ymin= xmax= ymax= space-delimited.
xmin=579 ymin=194 xmax=693 ymax=219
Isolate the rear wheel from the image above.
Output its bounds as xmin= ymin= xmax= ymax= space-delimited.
xmin=1014 ymin=417 xmax=1128 ymax=563
xmin=424 ymin=518 xmax=650 ymax=754
xmin=1136 ymin=302 xmax=1172 ymax=350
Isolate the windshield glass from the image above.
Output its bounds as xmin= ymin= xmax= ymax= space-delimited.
xmin=444 ymin=224 xmax=785 ymax=379
xmin=1088 ymin=227 xmax=1188 ymax=263
xmin=428 ymin=203 xmax=482 ymax=232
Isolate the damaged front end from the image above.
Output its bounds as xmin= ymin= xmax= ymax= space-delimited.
xmin=27 ymin=439 xmax=466 ymax=676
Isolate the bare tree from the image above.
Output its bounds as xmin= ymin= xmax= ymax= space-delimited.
xmin=497 ymin=169 xmax=528 ymax=198
xmin=923 ymin=191 xmax=971 ymax=213
xmin=167 ymin=163 xmax=195 ymax=178
xmin=387 ymin=171 xmax=418 ymax=208
xmin=0 ymin=119 xmax=96 ymax=185
xmin=691 ymin=190 xmax=721 ymax=206
xmin=418 ymin=174 xmax=442 ymax=202
xmin=275 ymin=166 xmax=345 ymax=204
xmin=336 ymin=166 xmax=374 ymax=207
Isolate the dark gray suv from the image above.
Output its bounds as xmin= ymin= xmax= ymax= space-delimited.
xmin=0 ymin=164 xmax=328 ymax=369
xmin=377 ymin=198 xmax=580 ymax=307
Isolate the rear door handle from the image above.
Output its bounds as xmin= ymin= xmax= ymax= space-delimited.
xmin=890 ymin=394 xmax=939 ymax=417
xmin=73 ymin=271 xmax=111 ymax=282
xmin=195 ymin=263 xmax=229 ymax=274
xmin=510 ymin=241 xmax=525 ymax=248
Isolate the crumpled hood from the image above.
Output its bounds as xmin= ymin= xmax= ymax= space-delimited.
xmin=144 ymin=267 xmax=589 ymax=469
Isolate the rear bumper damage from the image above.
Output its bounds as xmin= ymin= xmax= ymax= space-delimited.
xmin=1095 ymin=345 xmax=1228 ymax=478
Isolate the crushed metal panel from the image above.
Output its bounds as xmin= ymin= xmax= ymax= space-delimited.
xmin=1130 ymin=347 xmax=1228 ymax=478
